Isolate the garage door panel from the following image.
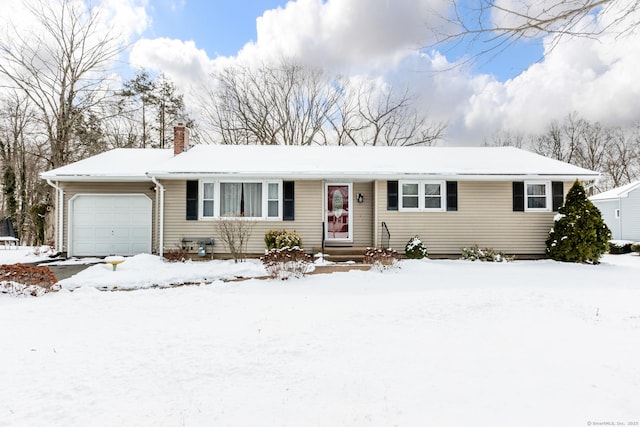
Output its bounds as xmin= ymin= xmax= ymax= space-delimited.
xmin=71 ymin=195 xmax=152 ymax=257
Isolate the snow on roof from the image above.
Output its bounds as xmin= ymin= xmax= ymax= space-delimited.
xmin=590 ymin=180 xmax=640 ymax=201
xmin=41 ymin=149 xmax=174 ymax=181
xmin=41 ymin=145 xmax=600 ymax=182
xmin=146 ymin=145 xmax=600 ymax=180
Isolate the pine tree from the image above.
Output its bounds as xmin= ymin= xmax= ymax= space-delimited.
xmin=546 ymin=180 xmax=611 ymax=264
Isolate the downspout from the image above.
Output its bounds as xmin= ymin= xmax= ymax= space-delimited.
xmin=46 ymin=179 xmax=64 ymax=253
xmin=150 ymin=175 xmax=165 ymax=256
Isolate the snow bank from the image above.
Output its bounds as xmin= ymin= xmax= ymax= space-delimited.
xmin=56 ymin=253 xmax=267 ymax=290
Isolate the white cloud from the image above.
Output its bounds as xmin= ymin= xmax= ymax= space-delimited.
xmin=127 ymin=0 xmax=640 ymax=146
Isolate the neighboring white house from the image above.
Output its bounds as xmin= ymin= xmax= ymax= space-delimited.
xmin=590 ymin=180 xmax=640 ymax=241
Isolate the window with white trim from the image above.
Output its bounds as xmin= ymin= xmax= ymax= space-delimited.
xmin=202 ymin=182 xmax=215 ymax=218
xmin=399 ymin=180 xmax=445 ymax=211
xmin=199 ymin=180 xmax=282 ymax=219
xmin=525 ymin=182 xmax=551 ymax=211
xmin=267 ymin=182 xmax=280 ymax=218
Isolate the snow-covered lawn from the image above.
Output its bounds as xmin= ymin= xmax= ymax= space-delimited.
xmin=1 ymin=253 xmax=639 ymax=426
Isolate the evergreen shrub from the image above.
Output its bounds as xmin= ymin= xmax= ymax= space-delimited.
xmin=404 ymin=236 xmax=428 ymax=259
xmin=608 ymin=241 xmax=632 ymax=254
xmin=461 ymin=244 xmax=512 ymax=262
xmin=546 ymin=180 xmax=611 ymax=263
xmin=264 ymin=229 xmax=303 ymax=250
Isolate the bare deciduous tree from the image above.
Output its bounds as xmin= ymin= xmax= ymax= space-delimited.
xmin=201 ymin=60 xmax=445 ymax=146
xmin=0 ymin=92 xmax=50 ymax=244
xmin=431 ymin=0 xmax=640 ymax=61
xmin=214 ymin=216 xmax=256 ymax=263
xmin=533 ymin=113 xmax=585 ymax=163
xmin=0 ymin=0 xmax=123 ymax=169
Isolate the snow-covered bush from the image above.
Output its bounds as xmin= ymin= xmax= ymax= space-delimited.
xmin=404 ymin=236 xmax=428 ymax=259
xmin=632 ymin=242 xmax=640 ymax=254
xmin=364 ymin=247 xmax=400 ymax=272
xmin=546 ymin=180 xmax=611 ymax=264
xmin=608 ymin=240 xmax=633 ymax=255
xmin=264 ymin=229 xmax=303 ymax=250
xmin=461 ymin=244 xmax=512 ymax=262
xmin=261 ymin=247 xmax=313 ymax=280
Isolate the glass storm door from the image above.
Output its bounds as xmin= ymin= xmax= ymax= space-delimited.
xmin=325 ymin=183 xmax=352 ymax=242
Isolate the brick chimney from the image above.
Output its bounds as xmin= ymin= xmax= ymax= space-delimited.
xmin=173 ymin=121 xmax=189 ymax=155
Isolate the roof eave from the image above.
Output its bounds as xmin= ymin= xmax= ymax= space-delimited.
xmin=40 ymin=174 xmax=153 ymax=182
xmin=146 ymin=171 xmax=601 ymax=181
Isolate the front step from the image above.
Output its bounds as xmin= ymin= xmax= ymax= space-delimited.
xmin=312 ymin=246 xmax=370 ymax=263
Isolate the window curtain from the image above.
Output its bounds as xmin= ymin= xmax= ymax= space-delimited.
xmin=221 ymin=183 xmax=242 ymax=216
xmin=243 ymin=183 xmax=262 ymax=217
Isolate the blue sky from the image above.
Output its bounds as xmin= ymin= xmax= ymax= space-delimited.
xmin=142 ymin=0 xmax=543 ymax=82
xmin=146 ymin=1 xmax=288 ymax=58
xmin=2 ymin=0 xmax=630 ymax=146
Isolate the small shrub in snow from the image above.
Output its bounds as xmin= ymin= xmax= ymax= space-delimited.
xmin=264 ymin=229 xmax=303 ymax=250
xmin=163 ymin=247 xmax=189 ymax=262
xmin=215 ymin=216 xmax=255 ymax=263
xmin=261 ymin=247 xmax=313 ymax=280
xmin=608 ymin=240 xmax=633 ymax=255
xmin=364 ymin=247 xmax=400 ymax=272
xmin=461 ymin=244 xmax=512 ymax=262
xmin=404 ymin=236 xmax=428 ymax=259
xmin=0 ymin=263 xmax=59 ymax=297
xmin=546 ymin=180 xmax=611 ymax=264
xmin=631 ymin=242 xmax=640 ymax=254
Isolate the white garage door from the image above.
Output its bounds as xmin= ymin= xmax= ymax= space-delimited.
xmin=70 ymin=195 xmax=152 ymax=257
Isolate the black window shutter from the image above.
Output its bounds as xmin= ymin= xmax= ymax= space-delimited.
xmin=513 ymin=182 xmax=525 ymax=212
xmin=387 ymin=181 xmax=398 ymax=210
xmin=446 ymin=181 xmax=458 ymax=211
xmin=552 ymin=181 xmax=564 ymax=211
xmin=283 ymin=181 xmax=295 ymax=221
xmin=186 ymin=180 xmax=198 ymax=220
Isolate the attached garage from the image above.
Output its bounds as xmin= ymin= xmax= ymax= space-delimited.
xmin=69 ymin=194 xmax=152 ymax=257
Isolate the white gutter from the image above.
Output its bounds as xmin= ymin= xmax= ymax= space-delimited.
xmin=46 ymin=179 xmax=64 ymax=253
xmin=150 ymin=176 xmax=165 ymax=256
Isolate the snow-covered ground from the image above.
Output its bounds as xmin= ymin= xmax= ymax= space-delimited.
xmin=1 ymin=252 xmax=639 ymax=426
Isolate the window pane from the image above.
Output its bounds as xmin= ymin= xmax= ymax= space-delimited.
xmin=268 ymin=183 xmax=278 ymax=199
xmin=268 ymin=200 xmax=278 ymax=217
xmin=220 ymin=183 xmax=242 ymax=216
xmin=527 ymin=184 xmax=546 ymax=196
xmin=527 ymin=183 xmax=547 ymax=209
xmin=203 ymin=200 xmax=214 ymax=217
xmin=243 ymin=183 xmax=262 ymax=217
xmin=402 ymin=183 xmax=418 ymax=196
xmin=402 ymin=196 xmax=419 ymax=208
xmin=424 ymin=197 xmax=441 ymax=209
xmin=528 ymin=197 xmax=546 ymax=209
xmin=424 ymin=183 xmax=441 ymax=196
xmin=203 ymin=182 xmax=214 ymax=199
